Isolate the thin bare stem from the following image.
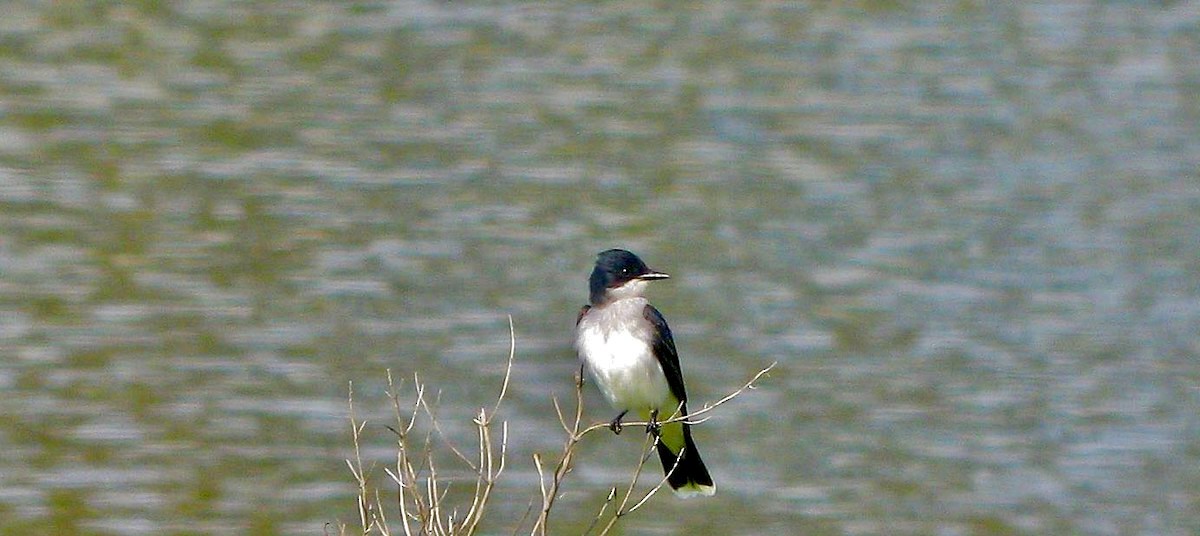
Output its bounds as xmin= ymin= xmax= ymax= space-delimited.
xmin=418 ymin=390 xmax=476 ymax=470
xmin=374 ymin=487 xmax=392 ymax=536
xmin=460 ymin=317 xmax=515 ymax=534
xmin=550 ymin=395 xmax=570 ymax=435
xmin=618 ymin=405 xmax=687 ymax=518
xmin=529 ymin=370 xmax=587 ymax=536
xmin=490 ymin=315 xmax=516 ymax=418
xmin=346 ymin=381 xmax=372 ymax=535
xmin=623 ymin=445 xmax=680 ymax=514
xmin=510 ymin=499 xmax=537 ymax=536
xmin=582 ymin=487 xmax=617 ymax=536
xmin=387 ymin=381 xmax=422 ymax=534
xmin=578 ymin=362 xmax=778 ymax=438
xmin=602 ymin=431 xmax=660 ymax=532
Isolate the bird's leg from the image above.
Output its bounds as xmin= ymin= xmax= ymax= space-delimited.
xmin=609 ymin=409 xmax=629 ymax=435
xmin=646 ymin=409 xmax=661 ymax=437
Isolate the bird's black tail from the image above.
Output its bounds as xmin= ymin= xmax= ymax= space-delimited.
xmin=655 ymin=411 xmax=715 ymax=497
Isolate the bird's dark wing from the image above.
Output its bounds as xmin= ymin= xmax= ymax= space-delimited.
xmin=643 ymin=304 xmax=688 ymax=403
xmin=576 ymin=305 xmax=591 ymax=325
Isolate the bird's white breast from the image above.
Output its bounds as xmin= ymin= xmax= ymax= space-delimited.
xmin=575 ymin=298 xmax=670 ymax=412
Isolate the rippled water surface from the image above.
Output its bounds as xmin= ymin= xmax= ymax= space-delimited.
xmin=1 ymin=1 xmax=1198 ymax=534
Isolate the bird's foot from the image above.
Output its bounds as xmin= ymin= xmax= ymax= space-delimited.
xmin=609 ymin=410 xmax=629 ymax=435
xmin=646 ymin=409 xmax=661 ymax=437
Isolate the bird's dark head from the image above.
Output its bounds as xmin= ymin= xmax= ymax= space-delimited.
xmin=588 ymin=249 xmax=669 ymax=305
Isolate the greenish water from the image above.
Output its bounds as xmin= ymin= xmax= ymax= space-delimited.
xmin=1 ymin=1 xmax=1198 ymax=534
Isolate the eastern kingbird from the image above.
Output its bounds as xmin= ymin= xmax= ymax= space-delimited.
xmin=574 ymin=249 xmax=715 ymax=498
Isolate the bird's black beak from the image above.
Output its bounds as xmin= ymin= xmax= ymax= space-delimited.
xmin=638 ymin=271 xmax=670 ymax=281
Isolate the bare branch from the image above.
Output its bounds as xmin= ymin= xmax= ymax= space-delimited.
xmin=582 ymin=487 xmax=617 ymax=536
xmin=418 ymin=389 xmax=476 ymax=470
xmin=579 ymin=362 xmax=778 ymax=438
xmin=530 ymin=369 xmax=588 ymax=536
xmin=551 ymin=395 xmax=570 ymax=435
xmin=346 ymin=381 xmax=372 ymax=534
xmin=489 ymin=314 xmax=516 ymax=418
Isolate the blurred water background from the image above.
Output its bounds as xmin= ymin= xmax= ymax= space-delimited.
xmin=1 ymin=1 xmax=1199 ymax=534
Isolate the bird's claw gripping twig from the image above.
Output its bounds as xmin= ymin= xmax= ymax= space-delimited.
xmin=609 ymin=410 xmax=629 ymax=435
xmin=645 ymin=409 xmax=661 ymax=437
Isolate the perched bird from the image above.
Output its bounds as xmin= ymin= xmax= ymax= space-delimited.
xmin=574 ymin=249 xmax=715 ymax=498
